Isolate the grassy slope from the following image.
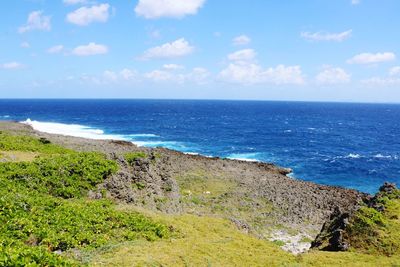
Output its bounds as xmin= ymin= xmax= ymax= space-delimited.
xmin=91 ymin=207 xmax=400 ymax=267
xmin=1 ymin=131 xmax=400 ymax=266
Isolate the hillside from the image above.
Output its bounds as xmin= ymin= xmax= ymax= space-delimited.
xmin=1 ymin=121 xmax=399 ymax=266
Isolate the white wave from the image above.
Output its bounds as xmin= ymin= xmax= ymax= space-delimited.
xmin=284 ymin=130 xmax=292 ymax=133
xmin=21 ymin=119 xmax=125 ymax=140
xmin=184 ymin=152 xmax=200 ymax=155
xmin=346 ymin=153 xmax=361 ymax=159
xmin=1 ymin=115 xmax=10 ymax=118
xmin=131 ymin=140 xmax=186 ymax=150
xmin=126 ymin=133 xmax=159 ymax=138
xmin=227 ymin=153 xmax=261 ymax=162
xmin=374 ymin=153 xmax=392 ymax=159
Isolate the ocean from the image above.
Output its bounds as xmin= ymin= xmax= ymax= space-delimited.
xmin=1 ymin=99 xmax=399 ymax=194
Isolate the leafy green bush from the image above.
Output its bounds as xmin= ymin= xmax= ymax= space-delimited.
xmin=124 ymin=152 xmax=147 ymax=165
xmin=0 ymin=131 xmax=67 ymax=154
xmin=0 ymin=152 xmax=117 ymax=198
xmin=0 ymin=133 xmax=171 ymax=265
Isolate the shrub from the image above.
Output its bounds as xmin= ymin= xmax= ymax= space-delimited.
xmin=124 ymin=152 xmax=147 ymax=165
xmin=0 ymin=133 xmax=172 ymax=265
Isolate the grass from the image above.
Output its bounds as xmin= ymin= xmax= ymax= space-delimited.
xmin=89 ymin=208 xmax=400 ymax=267
xmin=176 ymin=170 xmax=277 ymax=238
xmin=89 ymin=211 xmax=296 ymax=266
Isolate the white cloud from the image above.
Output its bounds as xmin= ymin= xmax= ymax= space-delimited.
xmin=1 ymin=62 xmax=25 ymax=70
xmin=120 ymin=69 xmax=138 ymax=80
xmin=186 ymin=67 xmax=210 ymax=84
xmin=219 ymin=62 xmax=304 ymax=85
xmin=103 ymin=70 xmax=118 ymax=81
xmin=227 ymin=49 xmax=256 ymax=62
xmin=301 ymin=30 xmax=352 ymax=42
xmin=361 ymin=77 xmax=400 ymax=86
xmin=66 ymin=4 xmax=110 ymax=26
xmin=315 ymin=66 xmax=351 ymax=84
xmin=347 ymin=52 xmax=396 ymax=64
xmin=102 ymin=69 xmax=138 ymax=82
xmin=221 ymin=49 xmax=304 ymax=85
xmin=163 ymin=64 xmax=184 ymax=70
xmin=361 ymin=67 xmax=400 ymax=86
xmin=389 ymin=66 xmax=400 ymax=76
xmin=19 ymin=11 xmax=51 ymax=33
xmin=135 ymin=0 xmax=205 ymax=19
xmin=141 ymin=38 xmax=194 ymax=60
xmin=20 ymin=42 xmax=30 ymax=48
xmin=232 ymin=35 xmax=251 ymax=46
xmin=144 ymin=66 xmax=209 ymax=84
xmin=72 ymin=42 xmax=108 ymax=56
xmin=47 ymin=45 xmax=64 ymax=54
xmin=145 ymin=69 xmax=182 ymax=83
xmin=63 ymin=0 xmax=88 ymax=5
xmin=351 ymin=0 xmax=361 ymax=5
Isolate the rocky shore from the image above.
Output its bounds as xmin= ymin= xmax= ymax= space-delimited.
xmin=0 ymin=121 xmax=367 ymax=254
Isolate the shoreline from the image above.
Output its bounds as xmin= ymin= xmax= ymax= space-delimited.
xmin=1 ymin=120 xmax=367 ymax=254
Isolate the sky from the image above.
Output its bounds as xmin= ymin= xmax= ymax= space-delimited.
xmin=0 ymin=0 xmax=399 ymax=102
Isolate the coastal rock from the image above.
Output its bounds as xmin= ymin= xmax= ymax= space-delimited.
xmin=311 ymin=206 xmax=351 ymax=251
xmin=312 ymin=182 xmax=399 ymax=252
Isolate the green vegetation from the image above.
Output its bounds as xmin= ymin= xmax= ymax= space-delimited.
xmin=0 ymin=132 xmax=171 ymax=266
xmin=176 ymin=170 xmax=277 ymax=238
xmin=1 ymin=131 xmax=400 ymax=266
xmin=124 ymin=151 xmax=147 ymax=165
xmin=90 ymin=209 xmax=400 ymax=267
xmin=0 ymin=131 xmax=67 ymax=154
xmin=345 ymin=188 xmax=400 ymax=256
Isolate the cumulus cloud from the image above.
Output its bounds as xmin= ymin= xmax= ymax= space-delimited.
xmin=163 ymin=64 xmax=184 ymax=70
xmin=72 ymin=42 xmax=108 ymax=56
xmin=227 ymin=49 xmax=256 ymax=62
xmin=389 ymin=66 xmax=400 ymax=76
xmin=232 ymin=35 xmax=251 ymax=46
xmin=135 ymin=0 xmax=206 ymax=19
xmin=220 ymin=49 xmax=304 ymax=85
xmin=301 ymin=30 xmax=352 ymax=42
xmin=315 ymin=66 xmax=351 ymax=84
xmin=63 ymin=0 xmax=88 ymax=5
xmin=140 ymin=38 xmax=194 ymax=60
xmin=347 ymin=52 xmax=396 ymax=64
xmin=1 ymin=62 xmax=25 ymax=70
xmin=19 ymin=11 xmax=51 ymax=33
xmin=144 ymin=66 xmax=209 ymax=84
xmin=47 ymin=45 xmax=64 ymax=54
xmin=103 ymin=69 xmax=138 ymax=82
xmin=219 ymin=63 xmax=304 ymax=85
xmin=66 ymin=4 xmax=110 ymax=26
xmin=20 ymin=42 xmax=30 ymax=48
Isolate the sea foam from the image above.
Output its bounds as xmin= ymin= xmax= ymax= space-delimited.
xmin=21 ymin=119 xmax=125 ymax=140
xmin=227 ymin=153 xmax=261 ymax=162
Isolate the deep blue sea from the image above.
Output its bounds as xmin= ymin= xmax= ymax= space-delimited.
xmin=1 ymin=99 xmax=399 ymax=194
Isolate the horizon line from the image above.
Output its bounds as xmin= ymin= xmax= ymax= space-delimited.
xmin=0 ymin=98 xmax=400 ymax=105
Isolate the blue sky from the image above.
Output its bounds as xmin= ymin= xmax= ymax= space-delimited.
xmin=0 ymin=0 xmax=399 ymax=102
